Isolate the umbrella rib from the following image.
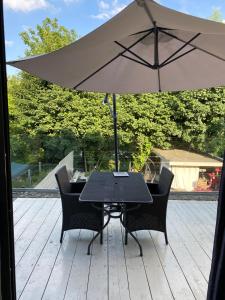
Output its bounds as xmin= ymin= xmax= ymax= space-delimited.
xmin=115 ymin=41 xmax=154 ymax=68
xmin=161 ymin=29 xmax=225 ymax=63
xmin=131 ymin=28 xmax=153 ymax=36
xmin=160 ymin=48 xmax=196 ymax=68
xmin=160 ymin=32 xmax=201 ymax=67
xmin=121 ymin=54 xmax=154 ymax=69
xmin=131 ymin=27 xmax=172 ymax=36
xmin=73 ymin=30 xmax=153 ymax=89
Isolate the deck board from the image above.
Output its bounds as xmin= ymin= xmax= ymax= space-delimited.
xmin=15 ymin=200 xmax=61 ymax=298
xmin=43 ymin=231 xmax=81 ymax=300
xmin=137 ymin=231 xmax=173 ymax=300
xmin=167 ymin=210 xmax=211 ymax=281
xmin=86 ymin=227 xmax=108 ymax=300
xmin=150 ymin=230 xmax=195 ymax=300
xmin=64 ymin=230 xmax=92 ymax=300
xmin=14 ymin=198 xmax=217 ymax=300
xmin=172 ymin=203 xmax=213 ymax=258
xmin=14 ymin=198 xmax=49 ymax=242
xmin=124 ymin=234 xmax=152 ymax=300
xmin=15 ymin=199 xmax=58 ymax=265
xmin=108 ymin=220 xmax=130 ymax=300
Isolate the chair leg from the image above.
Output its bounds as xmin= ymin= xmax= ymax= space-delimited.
xmin=125 ymin=230 xmax=128 ymax=245
xmin=100 ymin=231 xmax=103 ymax=244
xmin=60 ymin=229 xmax=64 ymax=243
xmin=164 ymin=230 xmax=168 ymax=245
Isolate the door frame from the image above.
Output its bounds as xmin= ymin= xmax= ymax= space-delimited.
xmin=0 ymin=0 xmax=16 ymax=299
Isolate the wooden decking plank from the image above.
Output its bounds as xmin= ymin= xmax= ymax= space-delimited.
xmin=175 ymin=202 xmax=214 ymax=249
xmin=42 ymin=231 xmax=80 ymax=300
xmin=187 ymin=202 xmax=216 ymax=228
xmin=124 ymin=231 xmax=152 ymax=300
xmin=86 ymin=227 xmax=108 ymax=300
xmin=16 ymin=201 xmax=61 ymax=298
xmin=14 ymin=198 xmax=34 ymax=225
xmin=15 ymin=199 xmax=58 ymax=265
xmin=13 ymin=198 xmax=27 ymax=212
xmin=197 ymin=201 xmax=217 ymax=214
xmin=168 ymin=202 xmax=211 ymax=254
xmin=150 ymin=231 xmax=195 ymax=300
xmin=172 ymin=203 xmax=213 ymax=258
xmin=64 ymin=230 xmax=93 ymax=300
xmin=14 ymin=198 xmax=47 ymax=241
xmin=183 ymin=202 xmax=215 ymax=236
xmin=210 ymin=202 xmax=217 ymax=211
xmin=136 ymin=231 xmax=173 ymax=300
xmin=179 ymin=201 xmax=214 ymax=234
xmin=19 ymin=217 xmax=62 ymax=300
xmin=173 ymin=202 xmax=213 ymax=256
xmin=168 ymin=207 xmax=211 ymax=281
xmin=166 ymin=222 xmax=208 ymax=299
xmin=108 ymin=219 xmax=130 ymax=300
xmin=203 ymin=203 xmax=217 ymax=220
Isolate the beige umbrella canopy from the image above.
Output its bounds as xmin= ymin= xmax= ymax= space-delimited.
xmin=8 ymin=0 xmax=225 ymax=93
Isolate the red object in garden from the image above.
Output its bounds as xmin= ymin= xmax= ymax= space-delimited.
xmin=207 ymin=168 xmax=221 ymax=191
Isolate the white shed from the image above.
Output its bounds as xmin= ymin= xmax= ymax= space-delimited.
xmin=153 ymin=148 xmax=223 ymax=191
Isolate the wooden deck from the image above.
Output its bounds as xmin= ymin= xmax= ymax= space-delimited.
xmin=13 ymin=198 xmax=217 ymax=300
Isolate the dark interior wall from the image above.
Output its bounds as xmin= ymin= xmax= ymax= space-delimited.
xmin=0 ymin=253 xmax=2 ymax=300
xmin=0 ymin=247 xmax=2 ymax=300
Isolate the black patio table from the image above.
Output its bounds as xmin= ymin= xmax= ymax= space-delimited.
xmin=79 ymin=171 xmax=153 ymax=256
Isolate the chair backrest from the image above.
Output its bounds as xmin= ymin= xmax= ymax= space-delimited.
xmin=158 ymin=167 xmax=174 ymax=195
xmin=55 ymin=166 xmax=71 ymax=194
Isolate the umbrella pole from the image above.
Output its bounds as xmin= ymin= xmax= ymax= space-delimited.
xmin=112 ymin=94 xmax=119 ymax=171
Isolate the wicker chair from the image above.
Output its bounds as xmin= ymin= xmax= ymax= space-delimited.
xmin=124 ymin=167 xmax=174 ymax=245
xmin=55 ymin=166 xmax=104 ymax=243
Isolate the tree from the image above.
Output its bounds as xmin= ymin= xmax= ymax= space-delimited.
xmin=9 ymin=18 xmax=78 ymax=164
xmin=209 ymin=8 xmax=224 ymax=22
xmin=20 ymin=17 xmax=77 ymax=56
xmin=117 ymin=93 xmax=180 ymax=169
xmin=168 ymin=88 xmax=225 ymax=156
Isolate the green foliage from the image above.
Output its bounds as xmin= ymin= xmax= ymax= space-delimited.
xmin=9 ymin=18 xmax=78 ymax=165
xmin=20 ymin=17 xmax=77 ymax=56
xmin=169 ymin=89 xmax=225 ymax=155
xmin=209 ymin=8 xmax=224 ymax=22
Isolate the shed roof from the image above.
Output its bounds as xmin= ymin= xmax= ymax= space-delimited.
xmin=153 ymin=148 xmax=223 ymax=167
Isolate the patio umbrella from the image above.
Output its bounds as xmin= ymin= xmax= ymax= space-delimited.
xmin=8 ymin=0 xmax=225 ymax=93
xmin=8 ymin=0 xmax=225 ymax=170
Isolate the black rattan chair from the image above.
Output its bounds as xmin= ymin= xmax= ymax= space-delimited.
xmin=124 ymin=167 xmax=174 ymax=245
xmin=55 ymin=166 xmax=104 ymax=243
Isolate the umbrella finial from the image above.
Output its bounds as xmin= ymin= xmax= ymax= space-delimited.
xmin=135 ymin=0 xmax=145 ymax=7
xmin=136 ymin=0 xmax=155 ymax=26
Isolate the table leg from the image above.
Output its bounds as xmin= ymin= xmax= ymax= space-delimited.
xmin=87 ymin=212 xmax=110 ymax=255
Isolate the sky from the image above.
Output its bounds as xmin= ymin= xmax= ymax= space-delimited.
xmin=4 ymin=0 xmax=225 ymax=75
